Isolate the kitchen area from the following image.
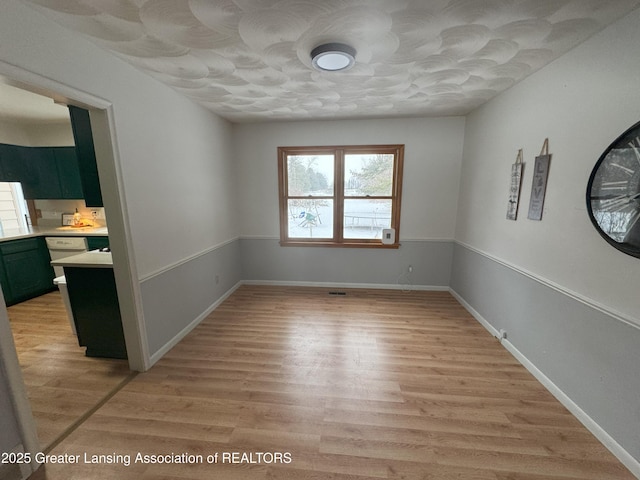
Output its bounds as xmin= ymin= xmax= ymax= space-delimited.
xmin=0 ymin=81 xmax=131 ymax=450
xmin=0 ymin=90 xmax=127 ymax=358
xmin=4 ymin=221 xmax=127 ymax=360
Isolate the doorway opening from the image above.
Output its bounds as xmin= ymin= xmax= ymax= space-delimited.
xmin=0 ymin=75 xmax=145 ymax=459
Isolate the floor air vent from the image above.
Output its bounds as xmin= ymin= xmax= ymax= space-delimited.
xmin=328 ymin=291 xmax=347 ymax=296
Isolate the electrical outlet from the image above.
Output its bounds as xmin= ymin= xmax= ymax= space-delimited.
xmin=408 ymin=265 xmax=413 ymax=273
xmin=91 ymin=208 xmax=106 ymax=220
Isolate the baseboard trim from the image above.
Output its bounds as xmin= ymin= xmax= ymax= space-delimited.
xmin=449 ymin=288 xmax=501 ymax=339
xmin=450 ymin=287 xmax=640 ymax=478
xmin=148 ymin=281 xmax=242 ymax=367
xmin=242 ymin=279 xmax=449 ymax=292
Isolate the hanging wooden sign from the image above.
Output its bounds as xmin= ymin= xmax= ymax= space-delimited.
xmin=507 ymin=149 xmax=524 ymax=220
xmin=528 ymin=138 xmax=552 ymax=221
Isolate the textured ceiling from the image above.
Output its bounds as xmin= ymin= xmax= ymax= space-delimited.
xmin=20 ymin=0 xmax=640 ymax=123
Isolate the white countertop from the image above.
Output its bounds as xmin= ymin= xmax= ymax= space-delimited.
xmin=50 ymin=250 xmax=113 ymax=268
xmin=0 ymin=225 xmax=108 ymax=242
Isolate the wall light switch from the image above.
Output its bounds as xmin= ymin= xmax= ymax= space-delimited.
xmin=382 ymin=228 xmax=395 ymax=244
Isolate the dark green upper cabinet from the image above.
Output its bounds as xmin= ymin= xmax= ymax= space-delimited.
xmin=0 ymin=107 xmax=103 ymax=203
xmin=0 ymin=144 xmax=86 ymax=200
xmin=21 ymin=147 xmax=62 ymax=199
xmin=68 ymin=105 xmax=103 ymax=207
xmin=53 ymin=147 xmax=84 ymax=199
xmin=0 ymin=143 xmax=32 ymax=182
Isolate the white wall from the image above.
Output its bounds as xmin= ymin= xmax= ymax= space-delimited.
xmin=233 ymin=117 xmax=464 ymax=289
xmin=456 ymin=8 xmax=640 ymax=322
xmin=0 ymin=121 xmax=30 ymax=145
xmin=114 ymin=100 xmax=237 ymax=278
xmin=234 ymin=116 xmax=465 ymax=241
xmin=22 ymin=122 xmax=74 ymax=146
xmin=0 ymin=120 xmax=73 ymax=146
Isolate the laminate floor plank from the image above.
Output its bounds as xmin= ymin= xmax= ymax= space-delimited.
xmin=7 ymin=291 xmax=132 ymax=450
xmin=27 ymin=286 xmax=634 ymax=479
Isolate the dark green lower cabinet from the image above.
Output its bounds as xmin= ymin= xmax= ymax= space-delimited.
xmin=86 ymin=236 xmax=109 ymax=251
xmin=0 ymin=238 xmax=56 ymax=306
xmin=0 ymin=236 xmax=111 ymax=308
xmin=64 ymin=266 xmax=127 ymax=359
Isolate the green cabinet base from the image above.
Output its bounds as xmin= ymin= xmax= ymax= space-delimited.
xmin=86 ymin=236 xmax=109 ymax=251
xmin=0 ymin=237 xmax=56 ymax=306
xmin=64 ymin=267 xmax=127 ymax=359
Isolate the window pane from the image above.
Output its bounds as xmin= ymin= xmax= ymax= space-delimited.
xmin=344 ymin=154 xmax=394 ymax=197
xmin=287 ymin=155 xmax=334 ymax=196
xmin=288 ymin=199 xmax=334 ymax=239
xmin=343 ymin=199 xmax=392 ymax=239
xmin=0 ymin=182 xmax=28 ymax=230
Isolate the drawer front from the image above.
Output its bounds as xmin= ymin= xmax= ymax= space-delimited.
xmin=0 ymin=238 xmax=40 ymax=255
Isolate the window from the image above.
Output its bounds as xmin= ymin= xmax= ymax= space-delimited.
xmin=0 ymin=182 xmax=29 ymax=231
xmin=278 ymin=144 xmax=404 ymax=247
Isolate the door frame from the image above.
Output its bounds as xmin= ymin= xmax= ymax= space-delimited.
xmin=0 ymin=61 xmax=149 ymax=474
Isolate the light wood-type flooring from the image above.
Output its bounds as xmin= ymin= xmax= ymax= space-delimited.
xmin=7 ymin=290 xmax=133 ymax=451
xmin=28 ymin=285 xmax=634 ymax=479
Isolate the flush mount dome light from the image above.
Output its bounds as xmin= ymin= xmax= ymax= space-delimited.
xmin=311 ymin=43 xmax=356 ymax=72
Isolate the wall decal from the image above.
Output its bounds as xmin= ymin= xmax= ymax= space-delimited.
xmin=528 ymin=139 xmax=552 ymax=221
xmin=507 ymin=149 xmax=524 ymax=220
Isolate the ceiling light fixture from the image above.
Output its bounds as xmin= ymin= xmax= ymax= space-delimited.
xmin=311 ymin=43 xmax=356 ymax=72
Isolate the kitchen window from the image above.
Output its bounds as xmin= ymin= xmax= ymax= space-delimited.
xmin=277 ymin=144 xmax=404 ymax=247
xmin=0 ymin=182 xmax=29 ymax=231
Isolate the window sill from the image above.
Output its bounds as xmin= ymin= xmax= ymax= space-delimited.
xmin=279 ymin=241 xmax=400 ymax=249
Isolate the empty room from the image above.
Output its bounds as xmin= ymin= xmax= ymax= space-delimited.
xmin=0 ymin=1 xmax=639 ymax=479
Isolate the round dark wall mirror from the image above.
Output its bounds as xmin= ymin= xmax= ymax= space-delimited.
xmin=587 ymin=120 xmax=640 ymax=258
